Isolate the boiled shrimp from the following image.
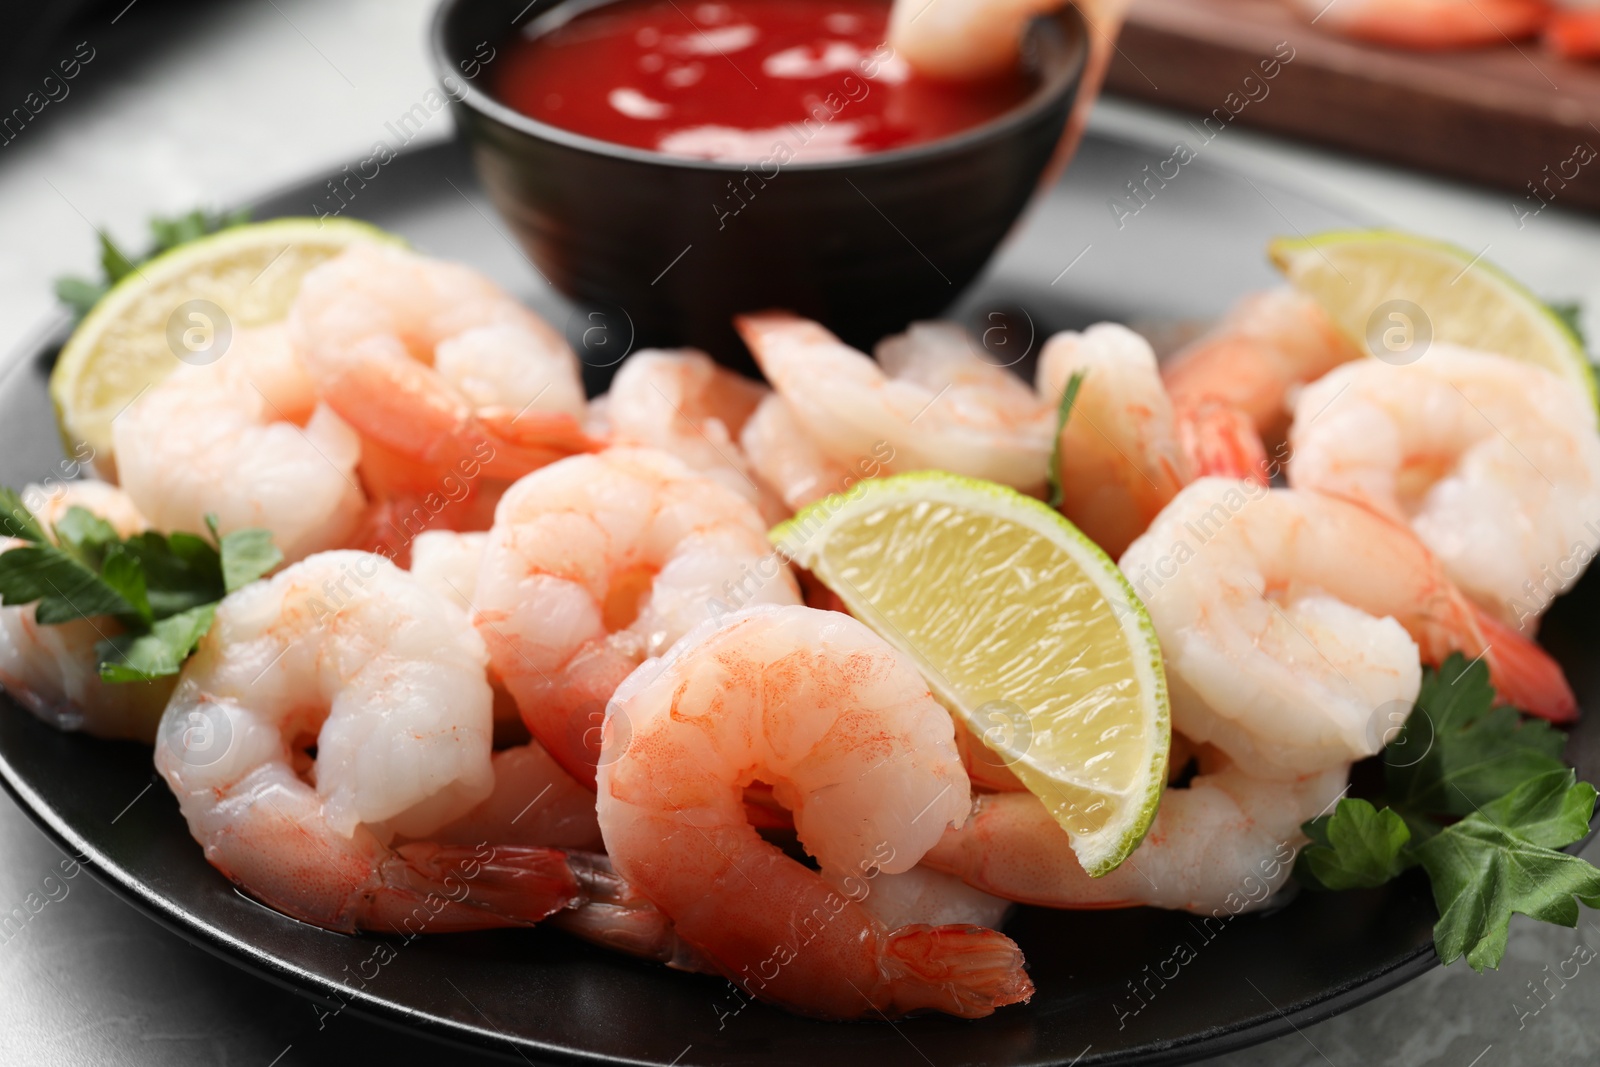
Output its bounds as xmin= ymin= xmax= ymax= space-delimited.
xmin=597 ymin=604 xmax=1032 ymax=1019
xmin=604 ymin=349 xmax=786 ymax=523
xmin=1120 ymin=479 xmax=1575 ymax=780
xmin=1035 ymin=323 xmax=1267 ymax=557
xmin=737 ymin=314 xmax=1054 ymax=495
xmin=924 ymin=756 xmax=1349 ymax=912
xmin=473 ymin=448 xmax=801 ymax=789
xmin=290 ymin=244 xmax=596 ymax=506
xmin=1287 ymin=346 xmax=1600 ymax=632
xmin=113 ymin=324 xmax=365 ymax=563
xmin=889 ymin=0 xmax=1129 ymax=78
xmin=409 ymin=528 xmax=600 ymax=849
xmin=1282 ymin=0 xmax=1548 ymax=49
xmin=741 ymin=393 xmax=866 ymax=512
xmin=833 ymin=866 xmax=1014 ymax=930
xmin=153 ymin=549 xmax=699 ymax=957
xmin=0 ymin=481 xmax=173 ymax=741
xmin=1162 ymin=288 xmax=1364 ymax=446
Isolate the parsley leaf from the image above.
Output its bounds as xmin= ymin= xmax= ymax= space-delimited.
xmin=208 ymin=516 xmax=283 ymax=593
xmin=1046 ymin=370 xmax=1086 ymax=510
xmin=53 ymin=208 xmax=251 ymax=323
xmin=53 ymin=506 xmax=120 ymax=568
xmin=1415 ymin=771 xmax=1600 ymax=971
xmin=0 ymin=488 xmax=278 ymax=680
xmin=97 ymin=604 xmax=218 ymax=683
xmin=0 ymin=489 xmax=46 ymax=543
xmin=1300 ymin=800 xmax=1412 ymax=890
xmin=0 ymin=544 xmax=134 ymax=623
xmin=1296 ymin=656 xmax=1600 ymax=972
xmin=1388 ymin=653 xmax=1566 ymax=815
xmin=1549 ymin=300 xmax=1587 ymax=348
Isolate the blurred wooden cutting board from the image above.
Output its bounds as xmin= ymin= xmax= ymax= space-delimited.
xmin=1105 ymin=0 xmax=1600 ymax=216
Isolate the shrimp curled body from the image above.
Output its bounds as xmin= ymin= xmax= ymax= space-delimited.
xmin=597 ymin=605 xmax=1033 ymax=1019
xmin=155 ymin=551 xmax=595 ymax=933
xmin=474 ymin=449 xmax=801 ymax=788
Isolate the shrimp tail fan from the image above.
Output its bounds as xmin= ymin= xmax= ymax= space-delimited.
xmin=880 ymin=925 xmax=1035 ymax=1019
xmin=367 ymin=842 xmax=584 ymax=933
xmin=1468 ymin=604 xmax=1580 ymax=723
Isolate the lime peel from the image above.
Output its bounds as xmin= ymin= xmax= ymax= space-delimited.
xmin=1269 ymin=228 xmax=1599 ymax=423
xmin=773 ymin=471 xmax=1170 ymax=877
xmin=51 ymin=216 xmax=402 ymax=476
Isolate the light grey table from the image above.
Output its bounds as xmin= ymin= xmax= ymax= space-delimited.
xmin=1 ymin=2 xmax=1598 ymax=1064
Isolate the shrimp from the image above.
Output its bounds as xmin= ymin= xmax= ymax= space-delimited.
xmin=290 ymin=244 xmax=596 ymax=505
xmin=737 ymin=313 xmax=1054 ymax=495
xmin=834 ymin=866 xmax=1015 ymax=930
xmin=113 ymin=324 xmax=365 ymax=563
xmin=1120 ymin=479 xmax=1575 ymax=779
xmin=924 ymin=757 xmax=1348 ymax=912
xmin=1034 ymin=323 xmax=1267 ymax=557
xmin=151 ymin=549 xmax=638 ymax=937
xmin=889 ymin=0 xmax=1129 ymax=79
xmin=1287 ymin=346 xmax=1600 ymax=632
xmin=1547 ymin=8 xmax=1600 ymax=58
xmin=0 ymin=481 xmax=173 ymax=741
xmin=741 ymin=394 xmax=864 ymax=512
xmin=1282 ymin=0 xmax=1548 ymax=49
xmin=604 ymin=349 xmax=786 ymax=523
xmin=1162 ymin=289 xmax=1364 ymax=447
xmin=409 ymin=529 xmax=601 ymax=849
xmin=597 ymin=605 xmax=1033 ymax=1019
xmin=473 ymin=448 xmax=801 ymax=788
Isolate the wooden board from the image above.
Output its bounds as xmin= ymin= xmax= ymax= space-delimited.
xmin=1105 ymin=0 xmax=1600 ymax=216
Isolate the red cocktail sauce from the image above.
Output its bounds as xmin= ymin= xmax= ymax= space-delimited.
xmin=490 ymin=0 xmax=1036 ymax=162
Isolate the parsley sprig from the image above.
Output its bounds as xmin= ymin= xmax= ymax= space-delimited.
xmin=1046 ymin=369 xmax=1085 ymax=510
xmin=1297 ymin=654 xmax=1600 ymax=971
xmin=0 ymin=488 xmax=279 ymax=682
xmin=53 ymin=208 xmax=251 ymax=322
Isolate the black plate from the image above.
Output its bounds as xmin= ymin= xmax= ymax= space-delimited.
xmin=1 ymin=138 xmax=1595 ymax=1067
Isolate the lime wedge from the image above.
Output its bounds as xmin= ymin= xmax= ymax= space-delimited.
xmin=50 ymin=217 xmax=401 ymax=476
xmin=773 ymin=472 xmax=1170 ymax=876
xmin=1270 ymin=229 xmax=1598 ymax=420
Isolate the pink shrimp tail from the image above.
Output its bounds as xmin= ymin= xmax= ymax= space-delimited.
xmin=880 ymin=925 xmax=1034 ymax=1019
xmin=1466 ymin=604 xmax=1578 ymax=723
xmin=1175 ymin=399 xmax=1270 ymax=486
xmin=478 ymin=408 xmax=604 ymax=479
xmin=550 ymin=852 xmax=711 ymax=969
xmin=361 ymin=842 xmax=583 ymax=934
xmin=1547 ymin=10 xmax=1600 ymax=59
xmin=1298 ymin=0 xmax=1549 ymax=49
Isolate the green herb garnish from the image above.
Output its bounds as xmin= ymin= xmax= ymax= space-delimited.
xmin=0 ymin=489 xmax=279 ymax=681
xmin=1046 ymin=370 xmax=1086 ymax=510
xmin=1298 ymin=654 xmax=1600 ymax=971
xmin=54 ymin=208 xmax=251 ymax=321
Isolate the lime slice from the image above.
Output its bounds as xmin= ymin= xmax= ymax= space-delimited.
xmin=1270 ymin=229 xmax=1599 ymax=420
xmin=51 ymin=217 xmax=401 ymax=476
xmin=773 ymin=472 xmax=1170 ymax=876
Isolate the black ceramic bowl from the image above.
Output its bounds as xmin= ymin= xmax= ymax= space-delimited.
xmin=431 ymin=0 xmax=1088 ymax=373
